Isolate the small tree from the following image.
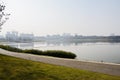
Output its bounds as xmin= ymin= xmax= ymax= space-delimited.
xmin=0 ymin=1 xmax=10 ymax=31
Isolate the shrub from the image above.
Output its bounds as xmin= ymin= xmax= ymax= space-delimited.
xmin=23 ymin=49 xmax=44 ymax=55
xmin=44 ymin=50 xmax=76 ymax=59
xmin=0 ymin=45 xmax=77 ymax=59
xmin=0 ymin=45 xmax=23 ymax=52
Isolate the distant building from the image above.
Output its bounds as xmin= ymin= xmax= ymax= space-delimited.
xmin=19 ymin=33 xmax=34 ymax=42
xmin=62 ymin=33 xmax=71 ymax=37
xmin=5 ymin=31 xmax=34 ymax=42
xmin=0 ymin=35 xmax=5 ymax=41
xmin=6 ymin=31 xmax=19 ymax=41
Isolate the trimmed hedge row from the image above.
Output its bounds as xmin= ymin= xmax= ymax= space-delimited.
xmin=0 ymin=45 xmax=76 ymax=59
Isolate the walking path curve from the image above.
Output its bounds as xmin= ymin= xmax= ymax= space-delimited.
xmin=0 ymin=48 xmax=120 ymax=76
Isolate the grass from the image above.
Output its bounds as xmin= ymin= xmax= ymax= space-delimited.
xmin=0 ymin=54 xmax=120 ymax=80
xmin=0 ymin=45 xmax=76 ymax=59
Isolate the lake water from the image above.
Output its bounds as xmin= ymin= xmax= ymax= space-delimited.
xmin=2 ymin=42 xmax=120 ymax=64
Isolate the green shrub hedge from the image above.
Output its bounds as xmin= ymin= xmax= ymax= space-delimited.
xmin=0 ymin=45 xmax=23 ymax=52
xmin=44 ymin=50 xmax=76 ymax=59
xmin=23 ymin=49 xmax=44 ymax=55
xmin=0 ymin=45 xmax=76 ymax=59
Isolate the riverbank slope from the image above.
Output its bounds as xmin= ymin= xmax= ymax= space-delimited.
xmin=0 ymin=48 xmax=120 ymax=76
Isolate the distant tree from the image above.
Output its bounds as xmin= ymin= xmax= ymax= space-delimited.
xmin=0 ymin=1 xmax=10 ymax=31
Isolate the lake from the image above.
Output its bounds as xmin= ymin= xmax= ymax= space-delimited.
xmin=2 ymin=42 xmax=120 ymax=64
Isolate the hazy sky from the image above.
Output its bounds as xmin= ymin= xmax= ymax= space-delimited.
xmin=1 ymin=0 xmax=120 ymax=36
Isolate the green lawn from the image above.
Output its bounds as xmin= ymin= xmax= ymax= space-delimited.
xmin=0 ymin=54 xmax=120 ymax=80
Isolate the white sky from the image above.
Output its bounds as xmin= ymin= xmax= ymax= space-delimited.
xmin=1 ymin=0 xmax=120 ymax=36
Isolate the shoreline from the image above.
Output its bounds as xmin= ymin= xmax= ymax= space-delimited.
xmin=75 ymin=59 xmax=120 ymax=66
xmin=0 ymin=48 xmax=120 ymax=76
xmin=38 ymin=54 xmax=120 ymax=66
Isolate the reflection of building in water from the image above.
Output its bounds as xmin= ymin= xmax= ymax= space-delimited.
xmin=3 ymin=42 xmax=34 ymax=49
xmin=20 ymin=33 xmax=34 ymax=42
xmin=8 ymin=44 xmax=19 ymax=48
xmin=19 ymin=43 xmax=34 ymax=49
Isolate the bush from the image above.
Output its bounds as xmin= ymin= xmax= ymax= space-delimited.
xmin=0 ymin=45 xmax=76 ymax=59
xmin=0 ymin=45 xmax=23 ymax=52
xmin=23 ymin=49 xmax=76 ymax=59
xmin=44 ymin=50 xmax=76 ymax=59
xmin=23 ymin=49 xmax=44 ymax=55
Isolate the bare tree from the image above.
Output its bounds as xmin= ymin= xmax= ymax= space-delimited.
xmin=0 ymin=1 xmax=10 ymax=31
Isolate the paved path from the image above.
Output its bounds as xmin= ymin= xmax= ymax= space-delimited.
xmin=0 ymin=48 xmax=120 ymax=76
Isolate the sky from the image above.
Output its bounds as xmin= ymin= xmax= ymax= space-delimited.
xmin=1 ymin=0 xmax=120 ymax=36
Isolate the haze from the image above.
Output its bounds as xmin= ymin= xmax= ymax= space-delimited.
xmin=2 ymin=0 xmax=120 ymax=36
